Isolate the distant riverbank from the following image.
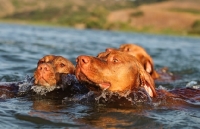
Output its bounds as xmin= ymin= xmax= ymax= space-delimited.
xmin=0 ymin=0 xmax=200 ymax=36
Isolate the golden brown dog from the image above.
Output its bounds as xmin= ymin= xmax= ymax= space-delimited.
xmin=98 ymin=43 xmax=159 ymax=79
xmin=34 ymin=55 xmax=75 ymax=87
xmin=76 ymin=51 xmax=157 ymax=97
xmin=76 ymin=51 xmax=200 ymax=103
xmin=119 ymin=44 xmax=159 ymax=79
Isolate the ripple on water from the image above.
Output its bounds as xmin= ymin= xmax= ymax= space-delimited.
xmin=0 ymin=23 xmax=200 ymax=128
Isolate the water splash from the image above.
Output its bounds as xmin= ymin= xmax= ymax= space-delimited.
xmin=0 ymin=94 xmax=8 ymax=99
xmin=31 ymin=74 xmax=89 ymax=96
xmin=18 ymin=75 xmax=34 ymax=93
xmin=186 ymin=81 xmax=200 ymax=89
xmin=31 ymin=85 xmax=60 ymax=96
xmin=157 ymin=85 xmax=168 ymax=90
xmin=30 ymin=74 xmax=75 ymax=96
xmin=62 ymin=88 xmax=153 ymax=108
xmin=94 ymin=88 xmax=153 ymax=107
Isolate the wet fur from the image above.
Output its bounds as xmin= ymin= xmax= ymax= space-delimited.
xmin=76 ymin=51 xmax=157 ymax=97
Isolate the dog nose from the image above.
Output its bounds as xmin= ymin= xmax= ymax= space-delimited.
xmin=106 ymin=48 xmax=116 ymax=52
xmin=38 ymin=64 xmax=50 ymax=71
xmin=77 ymin=55 xmax=90 ymax=64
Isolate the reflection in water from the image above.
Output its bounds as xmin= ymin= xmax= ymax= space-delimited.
xmin=32 ymin=99 xmax=63 ymax=111
xmin=29 ymin=96 xmax=161 ymax=128
xmin=29 ymin=99 xmax=92 ymax=128
xmin=78 ymin=108 xmax=163 ymax=129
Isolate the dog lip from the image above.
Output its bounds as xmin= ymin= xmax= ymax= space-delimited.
xmin=77 ymin=70 xmax=94 ymax=85
xmin=98 ymin=82 xmax=111 ymax=90
xmin=76 ymin=61 xmax=111 ymax=90
xmin=35 ymin=76 xmax=50 ymax=86
xmin=76 ymin=67 xmax=110 ymax=90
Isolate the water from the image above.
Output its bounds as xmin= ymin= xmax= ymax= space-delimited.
xmin=0 ymin=23 xmax=200 ymax=128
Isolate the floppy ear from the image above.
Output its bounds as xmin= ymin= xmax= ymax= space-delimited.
xmin=139 ymin=67 xmax=157 ymax=97
xmin=145 ymin=60 xmax=160 ymax=79
xmin=137 ymin=55 xmax=153 ymax=74
xmin=145 ymin=60 xmax=153 ymax=74
xmin=151 ymin=70 xmax=160 ymax=79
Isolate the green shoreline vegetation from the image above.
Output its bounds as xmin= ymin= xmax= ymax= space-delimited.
xmin=0 ymin=0 xmax=200 ymax=36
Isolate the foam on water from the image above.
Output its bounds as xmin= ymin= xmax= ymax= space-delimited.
xmin=93 ymin=88 xmax=153 ymax=107
xmin=18 ymin=75 xmax=34 ymax=93
xmin=186 ymin=80 xmax=200 ymax=89
xmin=0 ymin=94 xmax=8 ymax=99
xmin=8 ymin=74 xmax=200 ymax=108
xmin=31 ymin=74 xmax=89 ymax=96
xmin=62 ymin=87 xmax=154 ymax=108
xmin=31 ymin=85 xmax=60 ymax=95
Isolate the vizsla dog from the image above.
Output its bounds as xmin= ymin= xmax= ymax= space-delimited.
xmin=76 ymin=51 xmax=200 ymax=105
xmin=98 ymin=43 xmax=159 ymax=79
xmin=0 ymin=55 xmax=75 ymax=98
xmin=0 ymin=55 xmax=89 ymax=99
xmin=118 ymin=44 xmax=176 ymax=81
xmin=76 ymin=51 xmax=157 ymax=97
xmin=34 ymin=55 xmax=75 ymax=87
xmin=119 ymin=44 xmax=159 ymax=79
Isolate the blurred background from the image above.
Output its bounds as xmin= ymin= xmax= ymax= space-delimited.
xmin=0 ymin=1 xmax=200 ymax=128
xmin=0 ymin=0 xmax=200 ymax=36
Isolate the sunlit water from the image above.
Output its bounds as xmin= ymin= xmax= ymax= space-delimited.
xmin=0 ymin=23 xmax=200 ymax=128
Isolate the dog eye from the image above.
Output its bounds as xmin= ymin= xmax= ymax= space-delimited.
xmin=60 ymin=63 xmax=65 ymax=67
xmin=38 ymin=60 xmax=44 ymax=64
xmin=127 ymin=48 xmax=130 ymax=52
xmin=113 ymin=58 xmax=118 ymax=63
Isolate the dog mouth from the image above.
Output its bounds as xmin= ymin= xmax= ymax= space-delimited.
xmin=34 ymin=77 xmax=49 ymax=86
xmin=76 ymin=66 xmax=111 ymax=90
xmin=98 ymin=82 xmax=111 ymax=90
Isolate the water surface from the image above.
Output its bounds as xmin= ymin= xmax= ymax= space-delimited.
xmin=0 ymin=23 xmax=200 ymax=128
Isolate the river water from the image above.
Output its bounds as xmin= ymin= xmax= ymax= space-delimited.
xmin=0 ymin=23 xmax=200 ymax=128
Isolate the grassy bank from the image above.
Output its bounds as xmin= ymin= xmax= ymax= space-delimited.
xmin=0 ymin=0 xmax=200 ymax=36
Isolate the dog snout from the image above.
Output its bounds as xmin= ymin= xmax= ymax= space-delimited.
xmin=77 ymin=56 xmax=90 ymax=65
xmin=106 ymin=48 xmax=116 ymax=52
xmin=37 ymin=63 xmax=50 ymax=71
